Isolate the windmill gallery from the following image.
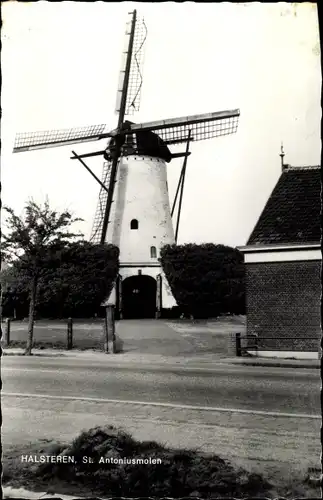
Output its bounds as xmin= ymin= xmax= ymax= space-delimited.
xmin=13 ymin=10 xmax=240 ymax=319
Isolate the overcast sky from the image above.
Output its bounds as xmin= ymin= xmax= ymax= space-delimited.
xmin=1 ymin=2 xmax=321 ymax=247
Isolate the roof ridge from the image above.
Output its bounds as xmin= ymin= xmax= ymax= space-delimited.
xmin=283 ymin=164 xmax=320 ymax=171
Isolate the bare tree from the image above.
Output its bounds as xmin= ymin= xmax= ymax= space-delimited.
xmin=2 ymin=198 xmax=83 ymax=355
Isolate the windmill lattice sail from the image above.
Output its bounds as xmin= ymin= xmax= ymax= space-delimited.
xmin=13 ymin=124 xmax=108 ymax=153
xmin=90 ymin=161 xmax=112 ymax=243
xmin=129 ymin=109 xmax=240 ymax=145
xmin=12 ymin=110 xmax=240 ymax=153
xmin=115 ymin=13 xmax=147 ymax=116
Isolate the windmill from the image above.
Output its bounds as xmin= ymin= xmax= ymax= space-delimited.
xmin=13 ymin=10 xmax=240 ymax=319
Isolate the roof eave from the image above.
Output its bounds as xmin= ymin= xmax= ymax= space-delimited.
xmin=238 ymin=242 xmax=321 ymax=253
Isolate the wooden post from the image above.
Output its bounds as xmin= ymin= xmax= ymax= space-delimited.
xmin=4 ymin=318 xmax=11 ymax=347
xmin=67 ymin=317 xmax=73 ymax=350
xmin=235 ymin=332 xmax=241 ymax=357
xmin=103 ymin=309 xmax=109 ymax=353
xmin=112 ymin=306 xmax=116 ymax=354
xmin=117 ymin=275 xmax=123 ymax=320
xmin=254 ymin=334 xmax=258 ymax=356
xmin=107 ymin=305 xmax=116 ymax=353
xmin=155 ymin=274 xmax=162 ymax=319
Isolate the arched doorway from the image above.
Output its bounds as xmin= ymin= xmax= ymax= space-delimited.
xmin=122 ymin=275 xmax=157 ymax=319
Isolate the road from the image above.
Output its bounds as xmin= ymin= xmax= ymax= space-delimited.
xmin=2 ymin=356 xmax=320 ymax=413
xmin=2 ymin=355 xmax=321 ymax=479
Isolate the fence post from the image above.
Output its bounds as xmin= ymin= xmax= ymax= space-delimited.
xmin=254 ymin=334 xmax=258 ymax=356
xmin=4 ymin=318 xmax=11 ymax=347
xmin=67 ymin=317 xmax=73 ymax=350
xmin=103 ymin=308 xmax=109 ymax=353
xmin=235 ymin=332 xmax=241 ymax=357
xmin=112 ymin=306 xmax=116 ymax=354
xmin=107 ymin=305 xmax=116 ymax=354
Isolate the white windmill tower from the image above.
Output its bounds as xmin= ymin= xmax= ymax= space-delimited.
xmin=13 ymin=10 xmax=240 ymax=320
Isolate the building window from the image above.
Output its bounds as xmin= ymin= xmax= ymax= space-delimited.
xmin=130 ymin=219 xmax=138 ymax=230
xmin=150 ymin=246 xmax=157 ymax=258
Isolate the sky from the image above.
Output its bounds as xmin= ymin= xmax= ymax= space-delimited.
xmin=1 ymin=2 xmax=321 ymax=248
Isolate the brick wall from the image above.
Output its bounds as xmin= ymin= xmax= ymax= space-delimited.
xmin=246 ymin=260 xmax=321 ymax=351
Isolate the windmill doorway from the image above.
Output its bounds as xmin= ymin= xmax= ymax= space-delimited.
xmin=122 ymin=275 xmax=157 ymax=319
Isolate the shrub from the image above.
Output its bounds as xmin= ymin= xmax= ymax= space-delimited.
xmin=160 ymin=243 xmax=245 ymax=318
xmin=160 ymin=306 xmax=182 ymax=319
xmin=1 ymin=242 xmax=119 ymax=319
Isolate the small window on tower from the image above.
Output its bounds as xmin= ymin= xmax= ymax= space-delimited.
xmin=150 ymin=246 xmax=157 ymax=258
xmin=130 ymin=219 xmax=138 ymax=230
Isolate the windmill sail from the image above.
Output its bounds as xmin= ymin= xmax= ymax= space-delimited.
xmin=129 ymin=109 xmax=240 ymax=145
xmin=12 ymin=109 xmax=240 ymax=155
xmin=115 ymin=13 xmax=147 ymax=116
xmin=90 ymin=160 xmax=113 ymax=243
xmin=13 ymin=124 xmax=109 ymax=153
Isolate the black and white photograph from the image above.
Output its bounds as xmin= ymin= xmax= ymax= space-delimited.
xmin=1 ymin=1 xmax=321 ymax=499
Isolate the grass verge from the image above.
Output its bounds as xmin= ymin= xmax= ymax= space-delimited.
xmin=2 ymin=340 xmax=103 ymax=352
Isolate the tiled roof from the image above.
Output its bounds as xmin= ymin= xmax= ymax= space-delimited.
xmin=248 ymin=165 xmax=321 ymax=245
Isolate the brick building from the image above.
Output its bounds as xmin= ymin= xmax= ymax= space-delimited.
xmin=239 ymin=163 xmax=321 ymax=358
